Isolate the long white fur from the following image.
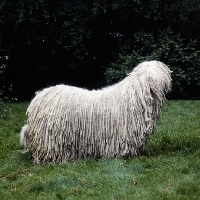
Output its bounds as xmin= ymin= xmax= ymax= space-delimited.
xmin=20 ymin=125 xmax=28 ymax=147
xmin=20 ymin=61 xmax=172 ymax=164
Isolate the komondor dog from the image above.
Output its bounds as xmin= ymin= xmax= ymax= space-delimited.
xmin=20 ymin=60 xmax=172 ymax=164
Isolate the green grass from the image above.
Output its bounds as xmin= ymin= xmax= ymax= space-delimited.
xmin=0 ymin=101 xmax=200 ymax=200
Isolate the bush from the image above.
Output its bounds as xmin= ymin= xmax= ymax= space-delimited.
xmin=0 ymin=52 xmax=11 ymax=118
xmin=105 ymin=28 xmax=200 ymax=99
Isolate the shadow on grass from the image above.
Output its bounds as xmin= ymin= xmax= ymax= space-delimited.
xmin=18 ymin=150 xmax=34 ymax=164
xmin=143 ymin=133 xmax=200 ymax=157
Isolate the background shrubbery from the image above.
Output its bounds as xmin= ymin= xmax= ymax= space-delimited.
xmin=0 ymin=52 xmax=9 ymax=118
xmin=105 ymin=28 xmax=200 ymax=99
xmin=0 ymin=0 xmax=200 ymax=100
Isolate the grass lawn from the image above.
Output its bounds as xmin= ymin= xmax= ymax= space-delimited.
xmin=0 ymin=101 xmax=200 ymax=200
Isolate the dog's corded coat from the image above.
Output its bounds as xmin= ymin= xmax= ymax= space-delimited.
xmin=20 ymin=61 xmax=172 ymax=164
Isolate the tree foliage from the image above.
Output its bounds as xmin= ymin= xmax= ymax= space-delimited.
xmin=0 ymin=0 xmax=200 ymax=99
xmin=105 ymin=28 xmax=200 ymax=99
xmin=0 ymin=48 xmax=10 ymax=117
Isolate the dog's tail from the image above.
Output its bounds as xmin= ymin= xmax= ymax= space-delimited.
xmin=20 ymin=124 xmax=29 ymax=148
